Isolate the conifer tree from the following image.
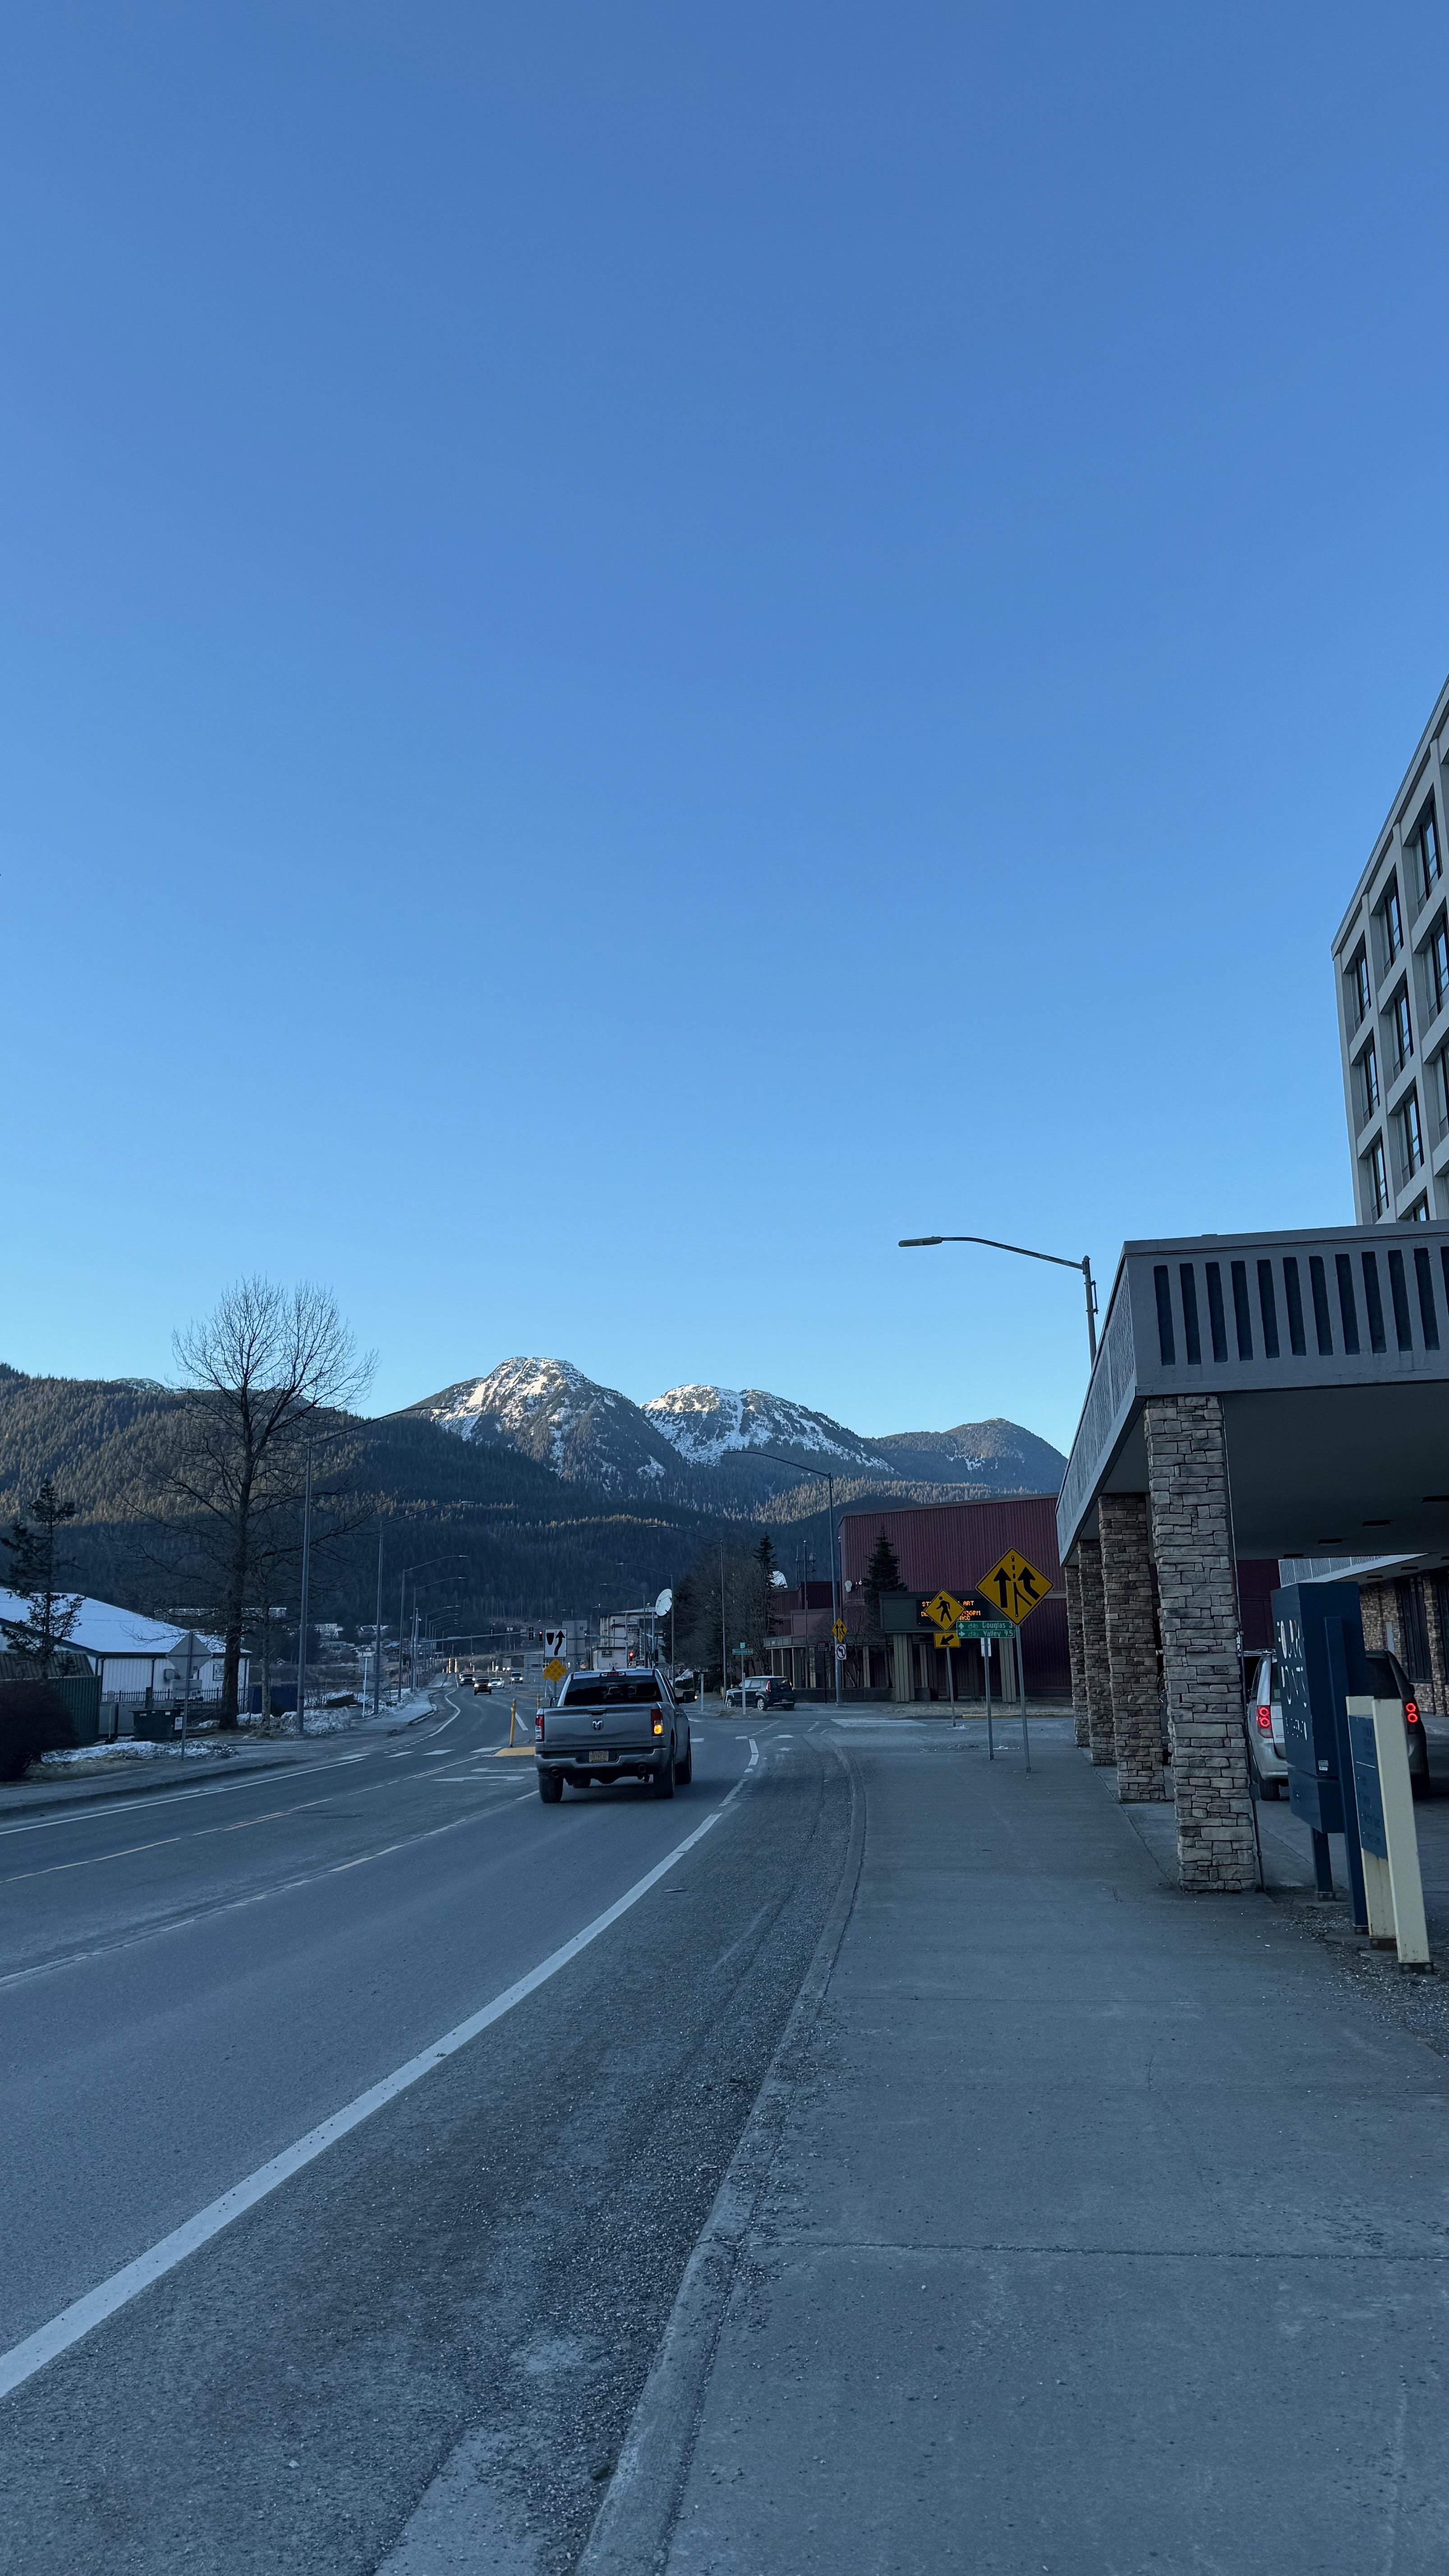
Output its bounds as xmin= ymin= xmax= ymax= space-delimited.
xmin=0 ymin=1480 xmax=82 ymax=1674
xmin=863 ymin=1530 xmax=902 ymax=1641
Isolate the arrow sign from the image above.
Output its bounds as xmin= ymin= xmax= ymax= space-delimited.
xmin=976 ymin=1550 xmax=1052 ymax=1626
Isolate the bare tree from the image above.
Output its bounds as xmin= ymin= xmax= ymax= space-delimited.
xmin=170 ymin=1280 xmax=374 ymax=1724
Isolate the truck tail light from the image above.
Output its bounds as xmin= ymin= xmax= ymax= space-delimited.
xmin=534 ymin=1711 xmax=544 ymax=1737
xmin=1405 ymin=1701 xmax=1419 ymax=1723
xmin=652 ymin=1716 xmax=664 ymax=1736
xmin=1256 ymin=1707 xmax=1272 ymax=1732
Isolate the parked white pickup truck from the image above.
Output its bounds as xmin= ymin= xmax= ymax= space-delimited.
xmin=535 ymin=1668 xmax=692 ymax=1804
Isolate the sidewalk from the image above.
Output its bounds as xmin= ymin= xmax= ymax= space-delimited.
xmin=599 ymin=1717 xmax=1446 ymax=2574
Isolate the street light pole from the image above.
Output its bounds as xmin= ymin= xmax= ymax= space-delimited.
xmin=898 ymin=1233 xmax=1099 ymax=1367
xmin=754 ymin=1452 xmax=842 ymax=1706
xmin=372 ymin=1524 xmax=384 ymax=1718
xmin=294 ymin=1444 xmax=313 ymax=1738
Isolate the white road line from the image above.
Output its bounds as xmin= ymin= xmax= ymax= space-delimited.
xmin=0 ymin=1747 xmax=396 ymax=1840
xmin=0 ymin=1796 xmax=536 ymax=1995
xmin=0 ymin=1748 xmax=759 ymax=2401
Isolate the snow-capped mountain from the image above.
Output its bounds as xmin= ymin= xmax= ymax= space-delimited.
xmin=869 ymin=1418 xmax=1070 ymax=1494
xmin=398 ymin=1360 xmax=1067 ymax=1504
xmin=643 ymin=1385 xmax=891 ymax=1472
xmin=404 ymin=1358 xmax=685 ymax=1495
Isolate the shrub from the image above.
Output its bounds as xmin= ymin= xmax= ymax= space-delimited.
xmin=0 ymin=1679 xmax=78 ymax=1780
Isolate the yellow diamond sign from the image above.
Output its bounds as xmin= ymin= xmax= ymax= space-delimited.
xmin=542 ymin=1658 xmax=567 ymax=1683
xmin=976 ymin=1550 xmax=1052 ymax=1625
xmin=920 ymin=1589 xmax=967 ymax=1647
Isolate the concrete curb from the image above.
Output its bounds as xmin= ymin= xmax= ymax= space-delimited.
xmin=576 ymin=1725 xmax=867 ymax=2576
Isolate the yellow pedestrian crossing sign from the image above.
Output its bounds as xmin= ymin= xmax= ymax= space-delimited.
xmin=976 ymin=1550 xmax=1051 ymax=1625
xmin=921 ymin=1590 xmax=971 ymax=1647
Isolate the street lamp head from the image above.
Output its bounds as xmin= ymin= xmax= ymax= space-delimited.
xmin=898 ymin=1237 xmax=943 ymax=1247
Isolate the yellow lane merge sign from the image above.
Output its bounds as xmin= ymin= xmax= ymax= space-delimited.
xmin=542 ymin=1658 xmax=567 ymax=1683
xmin=832 ymin=1619 xmax=848 ymax=1644
xmin=977 ymin=1550 xmax=1052 ymax=1625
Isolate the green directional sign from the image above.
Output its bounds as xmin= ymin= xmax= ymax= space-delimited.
xmin=974 ymin=1618 xmax=1017 ymax=1641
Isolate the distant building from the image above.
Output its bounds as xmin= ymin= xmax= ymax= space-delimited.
xmin=1334 ymin=677 xmax=1449 ymax=1222
xmin=834 ymin=1497 xmax=1071 ymax=1704
xmin=0 ymin=1590 xmax=245 ymax=1700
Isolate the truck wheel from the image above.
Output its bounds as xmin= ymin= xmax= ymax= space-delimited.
xmin=538 ymin=1770 xmax=563 ymax=1804
xmin=653 ymin=1754 xmax=675 ymax=1799
xmin=675 ymin=1736 xmax=692 ymax=1785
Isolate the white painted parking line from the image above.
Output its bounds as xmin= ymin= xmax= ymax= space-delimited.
xmin=0 ymin=1744 xmax=760 ymax=2401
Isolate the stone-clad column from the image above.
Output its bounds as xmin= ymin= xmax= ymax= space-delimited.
xmin=1076 ymin=1530 xmax=1115 ymax=1766
xmin=1063 ymin=1555 xmax=1089 ymax=1749
xmin=1144 ymin=1394 xmax=1254 ymax=1892
xmin=1099 ymin=1493 xmax=1166 ymax=1803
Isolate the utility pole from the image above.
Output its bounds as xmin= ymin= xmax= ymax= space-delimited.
xmin=294 ymin=1444 xmax=313 ymax=1739
xmin=372 ymin=1524 xmax=384 ymax=1717
xmin=181 ymin=1624 xmax=195 ymax=1755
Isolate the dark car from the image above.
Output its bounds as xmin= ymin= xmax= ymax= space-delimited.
xmin=726 ymin=1676 xmax=795 ymax=1710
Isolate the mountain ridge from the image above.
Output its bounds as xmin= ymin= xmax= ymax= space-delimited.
xmin=396 ymin=1357 xmax=1065 ymax=1504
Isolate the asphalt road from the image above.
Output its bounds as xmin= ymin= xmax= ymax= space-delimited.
xmin=0 ymin=1686 xmax=854 ymax=2575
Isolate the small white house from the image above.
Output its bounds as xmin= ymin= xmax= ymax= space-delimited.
xmin=0 ymin=1590 xmax=248 ymax=1699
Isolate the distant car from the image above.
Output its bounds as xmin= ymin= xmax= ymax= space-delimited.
xmin=725 ymin=1676 xmax=795 ymax=1710
xmin=671 ymin=1672 xmax=699 ymax=1702
xmin=1243 ymin=1649 xmax=1429 ymax=1800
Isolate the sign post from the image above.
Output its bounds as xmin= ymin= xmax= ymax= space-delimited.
xmin=975 ymin=1551 xmax=1052 ymax=1775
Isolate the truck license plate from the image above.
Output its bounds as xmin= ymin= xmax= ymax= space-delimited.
xmin=588 ymin=1750 xmax=610 ymax=1764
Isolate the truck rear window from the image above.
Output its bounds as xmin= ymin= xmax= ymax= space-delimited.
xmin=559 ymin=1674 xmax=662 ymax=1707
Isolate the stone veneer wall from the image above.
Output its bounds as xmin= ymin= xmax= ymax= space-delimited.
xmin=1076 ymin=1531 xmax=1115 ymax=1766
xmin=1098 ymin=1492 xmax=1167 ymax=1803
xmin=1143 ymin=1392 xmax=1255 ymax=1891
xmin=1063 ymin=1556 xmax=1089 ymax=1750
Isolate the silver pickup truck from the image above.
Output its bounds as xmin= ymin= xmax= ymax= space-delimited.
xmin=535 ymin=1668 xmax=692 ymax=1804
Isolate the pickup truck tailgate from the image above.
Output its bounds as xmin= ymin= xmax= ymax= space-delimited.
xmin=543 ymin=1703 xmax=658 ymax=1751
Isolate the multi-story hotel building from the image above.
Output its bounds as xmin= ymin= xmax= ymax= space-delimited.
xmin=1334 ymin=679 xmax=1449 ymax=1223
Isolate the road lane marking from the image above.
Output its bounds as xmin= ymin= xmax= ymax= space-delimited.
xmin=0 ymin=1748 xmax=759 ymax=2399
xmin=0 ymin=1795 xmax=537 ymax=1992
xmin=0 ymin=1753 xmax=497 ymax=1886
xmin=0 ymin=1747 xmax=409 ymax=1840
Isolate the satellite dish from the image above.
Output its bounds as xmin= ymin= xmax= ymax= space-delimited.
xmin=654 ymin=1588 xmax=673 ymax=1615
xmin=770 ymin=1569 xmax=789 ymax=1587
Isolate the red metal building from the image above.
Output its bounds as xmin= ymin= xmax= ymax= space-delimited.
xmin=837 ymin=1495 xmax=1070 ymax=1702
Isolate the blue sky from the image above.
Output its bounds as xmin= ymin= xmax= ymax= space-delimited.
xmin=3 ymin=1 xmax=1444 ymax=1455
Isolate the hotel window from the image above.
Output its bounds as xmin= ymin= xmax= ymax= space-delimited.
xmin=1415 ymin=798 xmax=1442 ymax=901
xmin=1400 ymin=1091 xmax=1424 ymax=1176
xmin=1390 ymin=984 xmax=1413 ymax=1068
xmin=1348 ymin=943 xmax=1371 ymax=1027
xmin=1427 ymin=912 xmax=1449 ymax=1019
xmin=1431 ymin=1046 xmax=1449 ymax=1139
xmin=1381 ymin=877 xmax=1403 ymax=963
xmin=1358 ymin=1037 xmax=1380 ymax=1118
xmin=1406 ymin=1194 xmax=1431 ymax=1221
xmin=1368 ymin=1136 xmax=1389 ymax=1216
